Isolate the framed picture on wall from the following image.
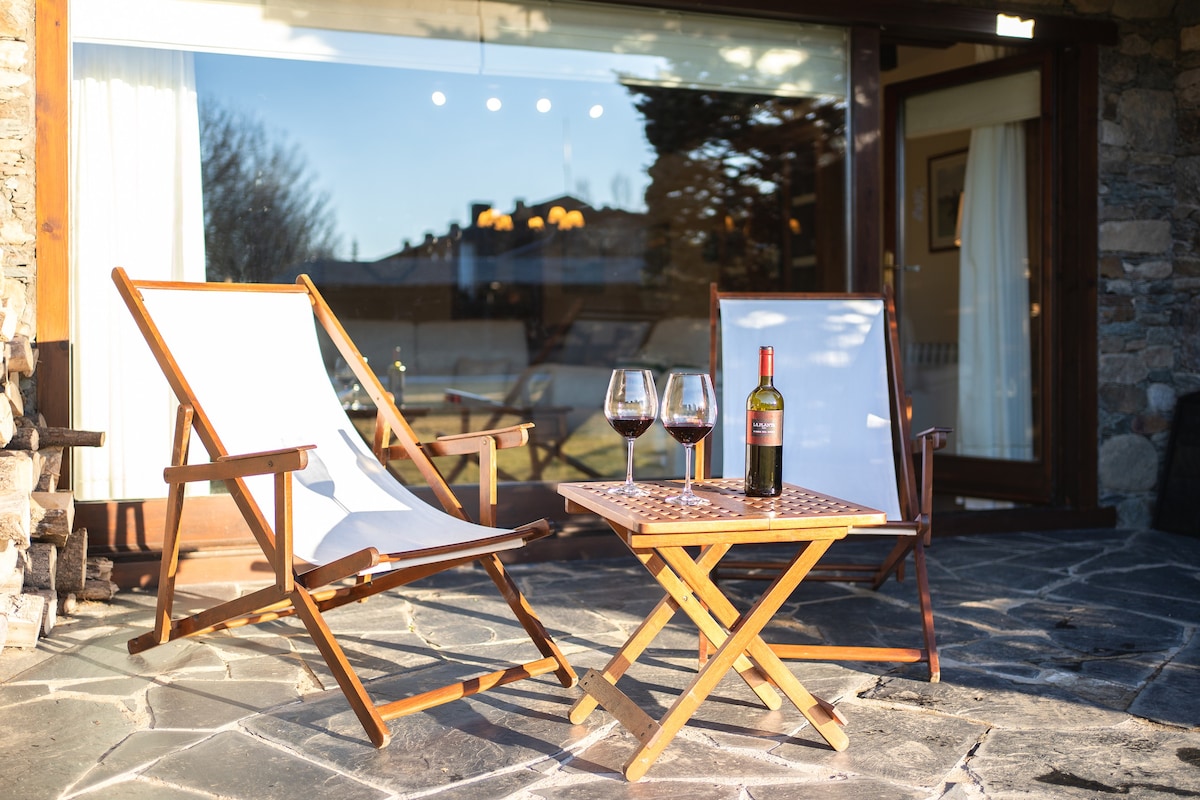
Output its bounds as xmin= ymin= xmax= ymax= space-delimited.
xmin=928 ymin=149 xmax=967 ymax=251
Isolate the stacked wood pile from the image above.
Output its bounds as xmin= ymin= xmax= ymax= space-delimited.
xmin=0 ymin=249 xmax=108 ymax=652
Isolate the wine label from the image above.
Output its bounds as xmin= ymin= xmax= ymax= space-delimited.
xmin=746 ymin=410 xmax=783 ymax=446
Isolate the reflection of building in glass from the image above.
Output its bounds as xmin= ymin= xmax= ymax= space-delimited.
xmin=285 ymin=194 xmax=648 ymax=323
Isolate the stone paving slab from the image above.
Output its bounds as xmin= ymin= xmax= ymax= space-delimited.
xmin=0 ymin=528 xmax=1197 ymax=799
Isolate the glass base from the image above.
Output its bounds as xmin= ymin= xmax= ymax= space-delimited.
xmin=664 ymin=492 xmax=710 ymax=506
xmin=608 ymin=482 xmax=651 ymax=497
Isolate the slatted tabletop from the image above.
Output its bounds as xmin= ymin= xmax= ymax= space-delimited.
xmin=558 ymin=479 xmax=886 ymax=547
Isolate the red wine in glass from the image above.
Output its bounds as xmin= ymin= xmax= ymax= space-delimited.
xmin=604 ymin=369 xmax=659 ymax=496
xmin=664 ymin=423 xmax=713 ymax=445
xmin=660 ymin=372 xmax=717 ymax=506
xmin=610 ymin=417 xmax=655 ymax=439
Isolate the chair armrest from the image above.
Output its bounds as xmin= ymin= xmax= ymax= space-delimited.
xmin=383 ymin=423 xmax=534 ymax=460
xmin=163 ymin=445 xmax=315 ymax=484
xmin=164 ymin=444 xmax=314 ymax=594
xmin=914 ymin=426 xmax=952 ymax=451
xmin=430 ymin=423 xmax=534 ymax=454
xmin=444 ymin=388 xmax=504 ymax=407
xmin=381 ymin=423 xmax=534 ymax=528
xmin=912 ymin=427 xmax=951 ymax=544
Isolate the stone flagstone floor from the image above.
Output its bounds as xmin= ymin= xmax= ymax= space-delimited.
xmin=1 ymin=527 xmax=1198 ymax=799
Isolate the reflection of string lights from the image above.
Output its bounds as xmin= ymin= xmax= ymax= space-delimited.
xmin=476 ymin=206 xmax=584 ymax=230
xmin=428 ymin=90 xmax=604 ymax=120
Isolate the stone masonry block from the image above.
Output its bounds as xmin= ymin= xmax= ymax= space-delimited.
xmin=1112 ymin=0 xmax=1175 ymax=19
xmin=0 ymin=510 xmax=26 ymax=550
xmin=0 ymin=449 xmax=33 ymax=494
xmin=1099 ymin=353 xmax=1151 ymax=384
xmin=3 ymin=591 xmax=42 ymax=648
xmin=1099 ymin=220 xmax=1173 ymax=254
xmin=56 ymin=526 xmax=86 ymax=594
xmin=1099 ymin=433 xmax=1159 ymax=492
xmin=24 ymin=541 xmax=55 ymax=591
xmin=27 ymin=588 xmax=55 ymax=635
xmin=1185 ymin=25 xmax=1200 ymax=52
xmin=30 ymin=491 xmax=72 ymax=547
xmin=1117 ymin=89 xmax=1175 ymax=152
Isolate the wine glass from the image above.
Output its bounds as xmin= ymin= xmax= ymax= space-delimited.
xmin=660 ymin=372 xmax=717 ymax=506
xmin=604 ymin=368 xmax=659 ymax=496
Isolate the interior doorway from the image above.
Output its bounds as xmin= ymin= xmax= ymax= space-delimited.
xmin=883 ymin=43 xmax=1055 ymax=510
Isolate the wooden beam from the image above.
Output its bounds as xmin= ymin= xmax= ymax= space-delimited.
xmin=593 ymin=0 xmax=1118 ymax=46
xmin=34 ymin=0 xmax=71 ymax=434
xmin=851 ymin=25 xmax=882 ymax=291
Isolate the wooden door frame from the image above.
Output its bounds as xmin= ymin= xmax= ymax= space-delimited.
xmin=882 ymin=45 xmax=1103 ymax=510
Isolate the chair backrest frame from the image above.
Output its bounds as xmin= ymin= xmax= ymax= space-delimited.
xmin=707 ymin=284 xmax=920 ymax=524
xmin=112 ymin=268 xmax=503 ymax=568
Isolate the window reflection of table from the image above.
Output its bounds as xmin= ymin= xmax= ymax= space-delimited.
xmin=557 ymin=478 xmax=886 ymax=781
xmin=346 ymin=400 xmax=586 ymax=483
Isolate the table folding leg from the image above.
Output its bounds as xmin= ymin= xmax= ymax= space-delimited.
xmin=569 ymin=541 xmax=780 ymax=727
xmin=575 ymin=530 xmax=850 ymax=781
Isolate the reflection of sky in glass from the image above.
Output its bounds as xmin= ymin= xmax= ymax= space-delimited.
xmin=195 ymin=53 xmax=655 ymax=261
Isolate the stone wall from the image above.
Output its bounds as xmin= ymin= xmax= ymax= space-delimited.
xmin=9 ymin=0 xmax=1195 ymax=528
xmin=0 ymin=1 xmax=34 ymax=293
xmin=1092 ymin=2 xmax=1197 ymax=527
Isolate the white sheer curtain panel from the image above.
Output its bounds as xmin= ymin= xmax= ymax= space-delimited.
xmin=71 ymin=44 xmax=207 ymax=500
xmin=956 ymin=121 xmax=1033 ymax=460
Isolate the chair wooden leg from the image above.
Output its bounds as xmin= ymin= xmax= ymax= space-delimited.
xmin=871 ymin=537 xmax=914 ymax=590
xmin=479 ymin=554 xmax=577 ymax=689
xmin=152 ymin=404 xmax=193 ymax=646
xmin=913 ymin=537 xmax=940 ymax=682
xmin=153 ymin=481 xmax=186 ymax=646
xmin=290 ymin=585 xmax=392 ymax=747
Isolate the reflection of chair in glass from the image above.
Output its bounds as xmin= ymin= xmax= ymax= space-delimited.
xmin=512 ymin=362 xmax=615 ymax=478
xmin=448 ymin=308 xmax=652 ymax=480
xmin=112 ymin=268 xmax=576 ymax=747
xmin=707 ymin=287 xmax=950 ymax=681
xmin=626 ymin=316 xmax=710 ymax=376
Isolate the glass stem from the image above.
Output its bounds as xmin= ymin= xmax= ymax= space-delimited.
xmin=683 ymin=444 xmax=694 ymax=497
xmin=624 ymin=437 xmax=636 ymax=486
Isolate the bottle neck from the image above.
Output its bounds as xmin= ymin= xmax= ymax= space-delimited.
xmin=758 ymin=347 xmax=774 ymax=386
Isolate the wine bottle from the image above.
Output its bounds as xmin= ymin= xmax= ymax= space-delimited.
xmin=744 ymin=345 xmax=783 ymax=497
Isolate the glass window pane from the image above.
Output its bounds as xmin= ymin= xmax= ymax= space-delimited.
xmin=71 ymin=1 xmax=849 ymax=509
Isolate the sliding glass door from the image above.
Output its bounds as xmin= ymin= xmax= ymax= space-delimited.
xmin=887 ymin=51 xmax=1053 ymax=505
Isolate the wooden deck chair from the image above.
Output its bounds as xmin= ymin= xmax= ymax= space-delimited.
xmin=113 ymin=268 xmax=577 ymax=747
xmin=704 ymin=286 xmax=950 ymax=681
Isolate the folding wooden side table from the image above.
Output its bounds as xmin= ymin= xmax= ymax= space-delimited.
xmin=557 ymin=479 xmax=886 ymax=781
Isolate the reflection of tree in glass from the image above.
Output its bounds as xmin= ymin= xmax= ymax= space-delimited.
xmin=200 ymin=103 xmax=341 ymax=283
xmin=629 ymin=86 xmax=845 ymax=295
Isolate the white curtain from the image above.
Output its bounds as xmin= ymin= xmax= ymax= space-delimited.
xmin=71 ymin=44 xmax=207 ymax=499
xmin=956 ymin=121 xmax=1033 ymax=460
